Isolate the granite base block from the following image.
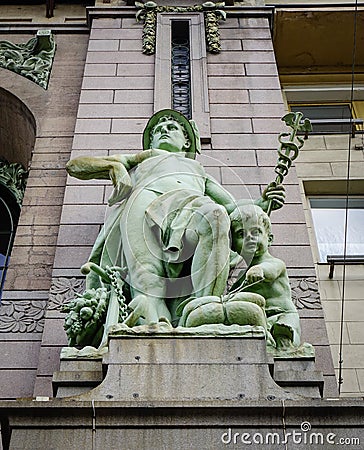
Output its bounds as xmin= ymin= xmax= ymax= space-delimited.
xmin=2 ymin=399 xmax=364 ymax=450
xmin=53 ymin=335 xmax=324 ymax=401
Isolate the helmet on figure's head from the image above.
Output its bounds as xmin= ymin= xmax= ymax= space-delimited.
xmin=143 ymin=109 xmax=201 ymax=158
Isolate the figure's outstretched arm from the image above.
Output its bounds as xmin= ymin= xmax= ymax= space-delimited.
xmin=66 ymin=151 xmax=156 ymax=205
xmin=66 ymin=155 xmax=133 ymax=205
xmin=66 ymin=151 xmax=155 ymax=179
xmin=205 ymin=176 xmax=285 ymax=214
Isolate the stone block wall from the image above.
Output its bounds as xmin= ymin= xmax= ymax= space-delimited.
xmin=206 ymin=17 xmax=314 ymax=270
xmin=0 ymin=33 xmax=88 ymax=399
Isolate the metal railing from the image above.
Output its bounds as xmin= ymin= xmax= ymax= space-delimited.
xmin=301 ymin=118 xmax=364 ymax=138
xmin=326 ymin=254 xmax=364 ymax=278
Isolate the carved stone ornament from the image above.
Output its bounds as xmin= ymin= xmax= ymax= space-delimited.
xmin=291 ymin=277 xmax=322 ymax=310
xmin=135 ymin=1 xmax=226 ymax=54
xmin=48 ymin=277 xmax=86 ymax=311
xmin=0 ymin=300 xmax=46 ymax=333
xmin=0 ymin=30 xmax=56 ymax=89
xmin=0 ymin=159 xmax=28 ymax=206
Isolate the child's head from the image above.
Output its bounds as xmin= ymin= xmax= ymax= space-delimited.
xmin=230 ymin=204 xmax=273 ymax=257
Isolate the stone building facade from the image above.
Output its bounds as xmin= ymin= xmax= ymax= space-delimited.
xmin=268 ymin=0 xmax=364 ymax=397
xmin=0 ymin=1 xmax=363 ymax=447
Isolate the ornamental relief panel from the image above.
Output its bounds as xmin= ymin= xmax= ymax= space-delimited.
xmin=0 ymin=277 xmax=320 ymax=334
xmin=0 ymin=300 xmax=46 ymax=333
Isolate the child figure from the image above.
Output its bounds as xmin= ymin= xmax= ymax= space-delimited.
xmin=229 ymin=204 xmax=301 ymax=350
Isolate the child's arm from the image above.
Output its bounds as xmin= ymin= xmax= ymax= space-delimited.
xmin=246 ymin=257 xmax=285 ymax=285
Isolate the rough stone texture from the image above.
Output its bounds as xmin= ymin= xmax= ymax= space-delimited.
xmin=55 ymin=336 xmax=323 ymax=401
xmin=2 ymin=399 xmax=363 ymax=450
xmin=0 ymin=34 xmax=88 ymax=400
xmin=0 ymin=34 xmax=88 ymax=292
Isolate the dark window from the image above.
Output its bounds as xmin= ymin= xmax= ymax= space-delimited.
xmin=0 ymin=184 xmax=20 ymax=298
xmin=171 ymin=20 xmax=191 ymax=119
xmin=290 ymin=104 xmax=353 ymax=134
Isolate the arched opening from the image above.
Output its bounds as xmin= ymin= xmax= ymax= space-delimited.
xmin=0 ymin=87 xmax=35 ymax=297
xmin=0 ymin=87 xmax=36 ymax=168
xmin=0 ymin=185 xmax=20 ymax=294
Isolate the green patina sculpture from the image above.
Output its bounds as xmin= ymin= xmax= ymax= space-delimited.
xmin=65 ymin=110 xmax=285 ymax=344
xmin=135 ymin=2 xmax=226 ymax=54
xmin=178 ymin=204 xmax=314 ymax=356
xmin=266 ymin=112 xmax=312 ymax=215
xmin=64 ymin=109 xmax=312 ymax=357
xmin=0 ymin=30 xmax=55 ymax=89
xmin=61 ymin=265 xmax=129 ymax=348
xmin=62 ymin=287 xmax=109 ymax=348
xmin=230 ymin=204 xmax=300 ymax=352
xmin=0 ymin=159 xmax=28 ymax=205
xmin=177 ymin=206 xmax=271 ymax=332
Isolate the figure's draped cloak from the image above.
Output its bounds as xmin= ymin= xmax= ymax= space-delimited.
xmin=85 ymin=153 xmax=211 ymax=288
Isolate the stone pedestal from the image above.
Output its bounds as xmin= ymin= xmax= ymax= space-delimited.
xmin=53 ymin=329 xmax=323 ymax=401
xmin=4 ymin=332 xmax=362 ymax=450
xmin=273 ymin=357 xmax=324 ymax=399
xmin=53 ymin=359 xmax=103 ymax=398
xmin=72 ymin=333 xmax=295 ymax=402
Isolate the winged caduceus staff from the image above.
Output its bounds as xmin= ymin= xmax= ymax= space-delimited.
xmin=266 ymin=111 xmax=312 ymax=216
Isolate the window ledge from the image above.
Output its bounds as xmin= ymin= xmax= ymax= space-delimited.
xmin=326 ymin=254 xmax=364 ymax=279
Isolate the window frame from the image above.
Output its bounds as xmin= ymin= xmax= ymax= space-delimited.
xmin=289 ymin=102 xmax=358 ymax=134
xmin=308 ymin=195 xmax=364 ymax=264
xmin=154 ymin=12 xmax=211 ymax=141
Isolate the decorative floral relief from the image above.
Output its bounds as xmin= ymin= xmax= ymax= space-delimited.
xmin=135 ymin=1 xmax=226 ymax=55
xmin=291 ymin=277 xmax=322 ymax=310
xmin=0 ymin=300 xmax=46 ymax=332
xmin=0 ymin=30 xmax=56 ymax=89
xmin=48 ymin=277 xmax=85 ymax=311
xmin=0 ymin=278 xmax=85 ymax=333
xmin=0 ymin=159 xmax=28 ymax=206
xmin=47 ymin=276 xmax=320 ymax=311
xmin=0 ymin=276 xmax=319 ymax=334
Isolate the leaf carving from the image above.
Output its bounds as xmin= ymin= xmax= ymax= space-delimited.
xmin=291 ymin=277 xmax=322 ymax=310
xmin=48 ymin=277 xmax=85 ymax=310
xmin=0 ymin=300 xmax=46 ymax=333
